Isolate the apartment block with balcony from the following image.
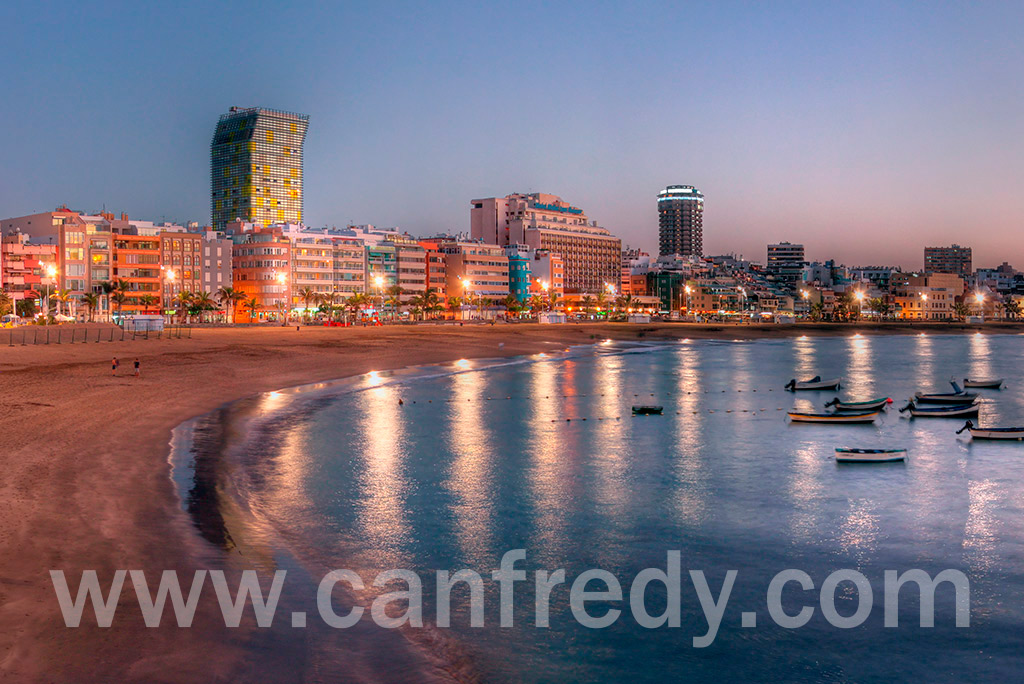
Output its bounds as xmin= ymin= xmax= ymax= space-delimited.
xmin=231 ymin=225 xmax=291 ymax=321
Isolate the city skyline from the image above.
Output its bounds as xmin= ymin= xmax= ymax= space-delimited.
xmin=2 ymin=2 xmax=1023 ymax=269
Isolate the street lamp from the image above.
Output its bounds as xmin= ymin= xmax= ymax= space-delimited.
xmin=276 ymin=271 xmax=289 ymax=323
xmin=854 ymin=290 xmax=866 ymax=320
xmin=684 ymin=284 xmax=693 ymax=316
xmin=43 ymin=263 xmax=58 ymax=319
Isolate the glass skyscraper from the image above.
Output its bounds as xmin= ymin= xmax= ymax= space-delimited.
xmin=211 ymin=107 xmax=309 ymax=230
xmin=657 ymin=185 xmax=704 ymax=257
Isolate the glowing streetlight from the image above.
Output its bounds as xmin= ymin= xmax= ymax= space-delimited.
xmin=374 ymin=275 xmax=384 ymax=289
xmin=854 ymin=291 xmax=865 ymax=302
xmin=975 ymin=292 xmax=985 ymax=304
xmin=43 ymin=263 xmax=58 ymax=318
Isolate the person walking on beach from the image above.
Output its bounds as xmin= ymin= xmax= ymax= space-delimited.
xmin=111 ymin=357 xmax=119 ymax=376
xmin=133 ymin=358 xmax=140 ymax=377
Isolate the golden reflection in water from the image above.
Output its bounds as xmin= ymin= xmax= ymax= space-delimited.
xmin=354 ymin=384 xmax=412 ymax=568
xmin=672 ymin=346 xmax=707 ymax=526
xmin=838 ymin=498 xmax=880 ymax=562
xmin=526 ymin=360 xmax=572 ymax=564
xmin=445 ymin=370 xmax=496 ymax=568
xmin=967 ymin=333 xmax=993 ymax=384
xmin=915 ymin=334 xmax=934 ymax=380
xmin=794 ymin=335 xmax=816 ymax=379
xmin=787 ymin=442 xmax=826 ymax=541
xmin=845 ymin=334 xmax=874 ymax=397
xmin=963 ymin=479 xmax=999 ymax=573
xmin=590 ymin=353 xmax=628 ymax=563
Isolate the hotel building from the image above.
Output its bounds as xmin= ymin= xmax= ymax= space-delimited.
xmin=924 ymin=244 xmax=972 ymax=278
xmin=0 ymin=233 xmax=58 ymax=306
xmin=159 ymin=232 xmax=204 ymax=308
xmin=211 ymin=107 xmax=309 ymax=231
xmin=230 ymin=224 xmax=291 ymax=321
xmin=657 ymin=185 xmax=704 ymax=257
xmin=470 ymin=192 xmax=620 ymax=294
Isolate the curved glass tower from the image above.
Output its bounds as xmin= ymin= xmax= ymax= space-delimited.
xmin=211 ymin=107 xmax=309 ymax=230
xmin=657 ymin=185 xmax=703 ymax=257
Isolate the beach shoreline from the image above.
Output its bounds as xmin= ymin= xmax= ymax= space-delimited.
xmin=2 ymin=321 xmax=1022 ymax=682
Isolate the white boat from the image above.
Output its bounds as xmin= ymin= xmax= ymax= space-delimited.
xmin=835 ymin=447 xmax=907 ymax=463
xmin=900 ymin=402 xmax=979 ymax=418
xmin=788 ymin=410 xmax=878 ymax=424
xmin=956 ymin=420 xmax=1024 ymax=440
xmin=785 ymin=376 xmax=841 ymax=391
xmin=824 ymin=396 xmax=890 ymax=411
xmin=962 ymin=378 xmax=1004 ymax=389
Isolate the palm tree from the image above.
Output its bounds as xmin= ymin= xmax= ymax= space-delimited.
xmin=1002 ymin=298 xmax=1021 ymax=320
xmin=446 ymin=296 xmax=463 ymax=320
xmin=173 ymin=291 xmax=193 ymax=324
xmin=617 ymin=294 xmax=635 ymax=312
xmin=100 ymin=280 xmax=117 ymax=322
xmin=138 ymin=293 xmax=158 ymax=312
xmin=216 ymin=286 xmax=238 ymax=323
xmin=809 ymin=302 xmax=824 ymax=322
xmin=111 ymin=291 xmax=129 ymax=322
xmin=16 ymin=298 xmax=37 ymax=319
xmin=297 ymin=287 xmax=317 ymax=320
xmin=953 ymin=301 xmax=970 ymax=321
xmin=81 ymin=292 xmax=99 ymax=322
xmin=595 ymin=291 xmax=608 ymax=316
xmin=245 ymin=297 xmax=260 ymax=323
xmin=193 ymin=291 xmax=214 ymax=323
xmin=346 ymin=293 xmax=368 ymax=322
xmin=504 ymin=293 xmax=521 ymax=318
xmin=385 ymin=290 xmax=403 ymax=321
xmin=580 ymin=295 xmax=595 ymax=315
xmin=50 ymin=288 xmax=73 ymax=317
xmin=548 ymin=292 xmax=560 ymax=312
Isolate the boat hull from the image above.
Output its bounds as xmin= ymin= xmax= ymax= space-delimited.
xmin=828 ymin=397 xmax=890 ymax=411
xmin=967 ymin=428 xmax=1024 ymax=440
xmin=963 ymin=379 xmax=1003 ymax=389
xmin=835 ymin=448 xmax=906 ymax=462
xmin=632 ymin=406 xmax=664 ymax=415
xmin=909 ymin=404 xmax=979 ymax=418
xmin=788 ymin=411 xmax=879 ymax=424
xmin=914 ymin=392 xmax=979 ymax=404
xmin=788 ymin=378 xmax=841 ymax=391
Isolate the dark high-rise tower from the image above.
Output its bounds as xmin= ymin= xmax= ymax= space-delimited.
xmin=658 ymin=185 xmax=704 ymax=257
xmin=211 ymin=107 xmax=309 ymax=230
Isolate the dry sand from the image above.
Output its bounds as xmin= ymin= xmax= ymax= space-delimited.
xmin=1 ymin=320 xmax=1021 ymax=682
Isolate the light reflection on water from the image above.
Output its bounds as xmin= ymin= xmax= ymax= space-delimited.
xmin=230 ymin=335 xmax=1024 ymax=683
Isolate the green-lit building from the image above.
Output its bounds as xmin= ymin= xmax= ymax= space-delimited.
xmin=211 ymin=107 xmax=309 ymax=231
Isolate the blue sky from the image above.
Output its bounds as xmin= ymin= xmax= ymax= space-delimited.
xmin=2 ymin=1 xmax=1022 ymax=268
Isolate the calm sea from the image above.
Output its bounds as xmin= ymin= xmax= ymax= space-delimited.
xmin=173 ymin=333 xmax=1024 ymax=682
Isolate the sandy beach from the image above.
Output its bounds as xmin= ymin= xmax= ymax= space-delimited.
xmin=1 ymin=320 xmax=1022 ymax=682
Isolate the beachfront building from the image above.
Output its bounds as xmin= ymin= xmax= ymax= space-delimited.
xmin=211 ymin=107 xmax=309 ymax=230
xmin=230 ymin=224 xmax=291 ymax=321
xmin=657 ymin=185 xmax=704 ymax=257
xmin=420 ymin=241 xmax=448 ymax=299
xmin=392 ymin=239 xmax=428 ymax=301
xmin=366 ymin=244 xmax=397 ymax=297
xmin=892 ymin=273 xmax=965 ymax=320
xmin=159 ymin=231 xmax=204 ymax=309
xmin=202 ymin=230 xmax=234 ymax=296
xmin=0 ymin=232 xmax=58 ymax=310
xmin=332 ymin=237 xmax=368 ymax=297
xmin=766 ymin=242 xmax=806 ymax=290
xmin=924 ymin=244 xmax=972 ymax=278
xmin=112 ymin=233 xmax=162 ymax=314
xmin=441 ymin=240 xmax=510 ymax=315
xmin=504 ymin=245 xmax=532 ymax=302
xmin=470 ymin=192 xmax=621 ymax=294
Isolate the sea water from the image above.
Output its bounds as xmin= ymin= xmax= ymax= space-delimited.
xmin=175 ymin=333 xmax=1024 ymax=682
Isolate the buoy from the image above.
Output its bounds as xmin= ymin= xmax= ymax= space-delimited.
xmin=398 ymin=399 xmax=404 ymax=406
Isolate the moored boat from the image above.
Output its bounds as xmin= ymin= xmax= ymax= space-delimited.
xmin=835 ymin=447 xmax=907 ymax=463
xmin=956 ymin=420 xmax=1024 ymax=440
xmin=785 ymin=376 xmax=841 ymax=391
xmin=914 ymin=381 xmax=978 ymax=404
xmin=632 ymin=405 xmax=664 ymax=415
xmin=963 ymin=378 xmax=1004 ymax=389
xmin=788 ymin=410 xmax=879 ymax=424
xmin=899 ymin=401 xmax=979 ymax=418
xmin=824 ymin=396 xmax=891 ymax=412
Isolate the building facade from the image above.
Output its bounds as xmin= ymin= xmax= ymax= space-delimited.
xmin=470 ymin=192 xmax=620 ymax=294
xmin=924 ymin=244 xmax=972 ymax=277
xmin=766 ymin=242 xmax=806 ymax=289
xmin=657 ymin=185 xmax=704 ymax=257
xmin=211 ymin=107 xmax=309 ymax=231
xmin=441 ymin=241 xmax=510 ymax=302
xmin=230 ymin=225 xmax=291 ymax=321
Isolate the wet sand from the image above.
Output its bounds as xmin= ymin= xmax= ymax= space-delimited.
xmin=1 ymin=320 xmax=1022 ymax=682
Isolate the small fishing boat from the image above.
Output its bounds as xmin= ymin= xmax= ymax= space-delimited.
xmin=788 ymin=410 xmax=879 ymax=424
xmin=632 ymin=405 xmax=664 ymax=415
xmin=914 ymin=381 xmax=978 ymax=404
xmin=899 ymin=402 xmax=979 ymax=418
xmin=824 ymin=397 xmax=891 ymax=412
xmin=785 ymin=376 xmax=841 ymax=391
xmin=835 ymin=447 xmax=907 ymax=463
xmin=956 ymin=420 xmax=1024 ymax=440
xmin=963 ymin=378 xmax=1004 ymax=389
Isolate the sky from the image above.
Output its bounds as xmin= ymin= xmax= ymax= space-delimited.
xmin=1 ymin=1 xmax=1022 ymax=269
